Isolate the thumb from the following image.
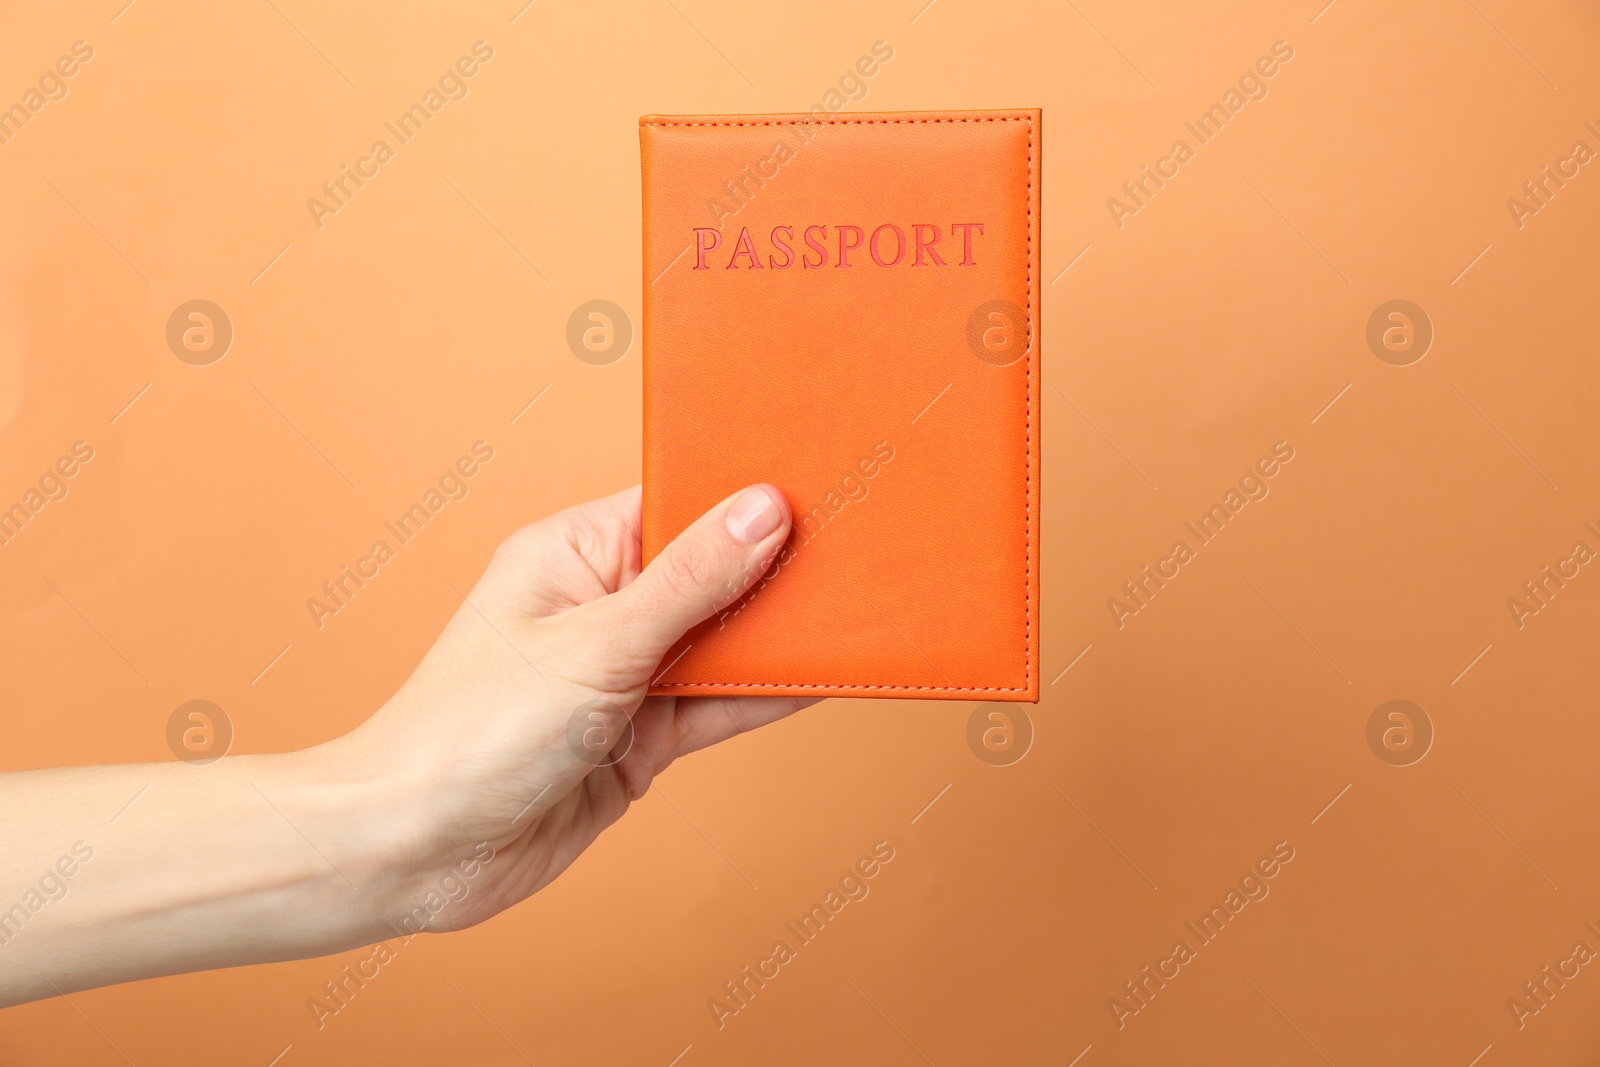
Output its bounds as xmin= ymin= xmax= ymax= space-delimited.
xmin=603 ymin=484 xmax=791 ymax=662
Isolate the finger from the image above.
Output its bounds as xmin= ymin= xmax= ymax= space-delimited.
xmin=547 ymin=483 xmax=645 ymax=593
xmin=569 ymin=483 xmax=644 ymax=553
xmin=478 ymin=485 xmax=644 ymax=616
xmin=671 ymin=695 xmax=822 ymax=758
xmin=593 ymin=484 xmax=791 ymax=664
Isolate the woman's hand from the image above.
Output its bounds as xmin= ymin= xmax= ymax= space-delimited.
xmin=329 ymin=482 xmax=812 ymax=932
xmin=0 ymin=483 xmax=813 ymax=1007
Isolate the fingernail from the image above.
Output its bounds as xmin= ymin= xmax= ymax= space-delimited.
xmin=725 ymin=485 xmax=784 ymax=545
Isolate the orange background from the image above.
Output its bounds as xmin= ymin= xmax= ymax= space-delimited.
xmin=2 ymin=1 xmax=1599 ymax=1064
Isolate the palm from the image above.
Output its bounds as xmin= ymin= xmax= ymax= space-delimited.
xmin=404 ymin=486 xmax=812 ymax=932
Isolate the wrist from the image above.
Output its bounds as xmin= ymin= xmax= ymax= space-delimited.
xmin=270 ymin=737 xmax=442 ymax=947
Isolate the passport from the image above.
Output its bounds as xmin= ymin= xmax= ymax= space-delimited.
xmin=640 ymin=108 xmax=1040 ymax=701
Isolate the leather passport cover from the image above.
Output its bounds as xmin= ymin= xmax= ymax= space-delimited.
xmin=639 ymin=108 xmax=1040 ymax=702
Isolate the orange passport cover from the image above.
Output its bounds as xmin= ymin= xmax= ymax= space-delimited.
xmin=640 ymin=108 xmax=1040 ymax=701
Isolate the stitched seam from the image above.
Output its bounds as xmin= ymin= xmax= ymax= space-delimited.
xmin=642 ymin=118 xmax=1030 ymax=126
xmin=649 ymin=113 xmax=1036 ymax=694
xmin=1025 ymin=112 xmax=1034 ymax=691
xmin=651 ymin=683 xmax=1031 ymax=692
